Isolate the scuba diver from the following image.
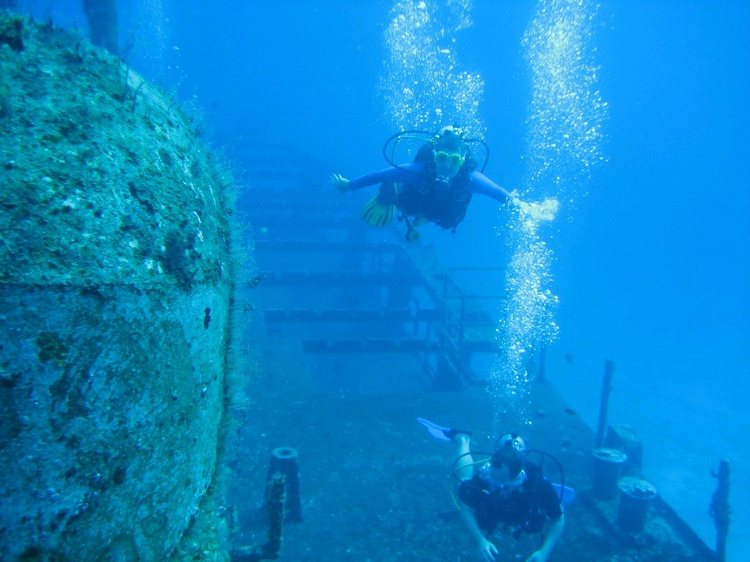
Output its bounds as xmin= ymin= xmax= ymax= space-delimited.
xmin=330 ymin=126 xmax=516 ymax=242
xmin=418 ymin=418 xmax=570 ymax=562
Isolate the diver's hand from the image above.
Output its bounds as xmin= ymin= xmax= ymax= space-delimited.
xmin=526 ymin=549 xmax=550 ymax=562
xmin=477 ymin=537 xmax=498 ymax=561
xmin=330 ymin=173 xmax=350 ymax=193
xmin=515 ymin=198 xmax=560 ymax=222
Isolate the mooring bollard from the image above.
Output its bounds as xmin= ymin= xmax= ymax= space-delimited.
xmin=604 ymin=424 xmax=643 ymax=477
xmin=616 ymin=476 xmax=657 ymax=533
xmin=591 ymin=448 xmax=628 ymax=501
xmin=267 ymin=447 xmax=303 ymax=523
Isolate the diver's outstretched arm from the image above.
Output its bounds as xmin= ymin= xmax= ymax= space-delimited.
xmin=470 ymin=172 xmax=560 ymax=222
xmin=332 ymin=163 xmax=423 ymax=194
xmin=469 ymin=171 xmax=513 ymax=203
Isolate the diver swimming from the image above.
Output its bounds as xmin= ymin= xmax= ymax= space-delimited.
xmin=330 ymin=126 xmax=518 ymax=242
xmin=418 ymin=417 xmax=573 ymax=562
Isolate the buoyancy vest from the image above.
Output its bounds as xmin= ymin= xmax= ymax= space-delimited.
xmin=396 ymin=143 xmax=478 ymax=232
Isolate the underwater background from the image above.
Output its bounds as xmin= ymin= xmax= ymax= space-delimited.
xmin=8 ymin=0 xmax=749 ymax=560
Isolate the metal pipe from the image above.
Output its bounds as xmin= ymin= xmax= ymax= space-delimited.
xmin=595 ymin=359 xmax=615 ymax=448
xmin=710 ymin=459 xmax=731 ymax=562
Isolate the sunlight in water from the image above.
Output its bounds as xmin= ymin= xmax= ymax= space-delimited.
xmin=491 ymin=0 xmax=607 ymax=419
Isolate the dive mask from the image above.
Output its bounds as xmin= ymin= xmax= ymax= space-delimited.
xmin=434 ymin=150 xmax=465 ymax=168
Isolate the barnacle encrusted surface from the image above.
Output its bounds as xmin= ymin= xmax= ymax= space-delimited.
xmin=0 ymin=12 xmax=239 ymax=561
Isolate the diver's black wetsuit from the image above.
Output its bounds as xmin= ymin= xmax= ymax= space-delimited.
xmin=346 ymin=161 xmax=512 ymax=230
xmin=458 ymin=472 xmax=563 ymax=535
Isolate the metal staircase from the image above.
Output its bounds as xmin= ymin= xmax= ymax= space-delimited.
xmin=238 ymin=143 xmax=504 ymax=391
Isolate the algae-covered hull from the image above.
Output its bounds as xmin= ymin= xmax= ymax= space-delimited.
xmin=1 ymin=13 xmax=238 ymax=561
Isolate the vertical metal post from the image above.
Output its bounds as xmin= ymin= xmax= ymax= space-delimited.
xmin=595 ymin=359 xmax=615 ymax=448
xmin=710 ymin=460 xmax=731 ymax=562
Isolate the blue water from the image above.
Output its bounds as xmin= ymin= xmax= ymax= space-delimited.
xmin=20 ymin=0 xmax=750 ymax=559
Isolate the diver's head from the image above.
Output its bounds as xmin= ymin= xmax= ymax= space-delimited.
xmin=432 ymin=126 xmax=467 ymax=179
xmin=481 ymin=446 xmax=526 ymax=494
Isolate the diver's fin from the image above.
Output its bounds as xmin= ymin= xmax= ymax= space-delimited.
xmin=417 ymin=417 xmax=471 ymax=442
xmin=412 ymin=215 xmax=429 ymax=227
xmin=360 ymin=192 xmax=394 ymax=227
